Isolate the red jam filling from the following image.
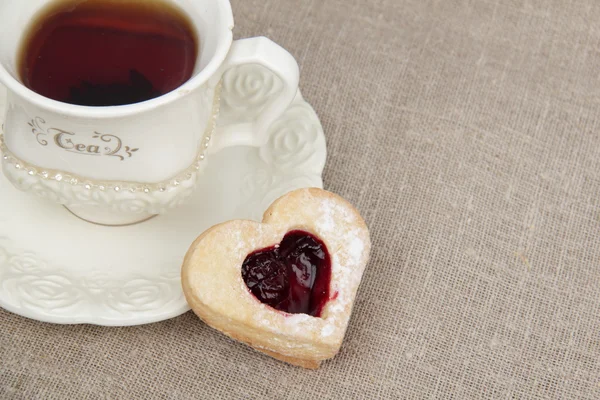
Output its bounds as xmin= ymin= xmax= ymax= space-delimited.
xmin=241 ymin=230 xmax=332 ymax=317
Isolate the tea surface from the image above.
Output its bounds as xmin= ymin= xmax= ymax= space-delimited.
xmin=19 ymin=0 xmax=198 ymax=106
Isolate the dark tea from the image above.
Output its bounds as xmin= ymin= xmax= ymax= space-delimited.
xmin=18 ymin=0 xmax=198 ymax=106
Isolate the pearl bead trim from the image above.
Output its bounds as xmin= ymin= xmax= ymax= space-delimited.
xmin=0 ymin=83 xmax=222 ymax=194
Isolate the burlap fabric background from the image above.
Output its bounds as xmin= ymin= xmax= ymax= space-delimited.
xmin=2 ymin=0 xmax=600 ymax=398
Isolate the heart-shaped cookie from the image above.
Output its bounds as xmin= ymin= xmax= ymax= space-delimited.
xmin=182 ymin=188 xmax=371 ymax=369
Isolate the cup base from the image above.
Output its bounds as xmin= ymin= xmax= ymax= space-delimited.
xmin=64 ymin=205 xmax=157 ymax=227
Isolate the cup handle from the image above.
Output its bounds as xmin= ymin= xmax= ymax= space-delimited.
xmin=208 ymin=37 xmax=299 ymax=154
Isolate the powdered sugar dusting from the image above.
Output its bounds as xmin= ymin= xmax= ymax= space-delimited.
xmin=234 ymin=230 xmax=245 ymax=255
xmin=286 ymin=314 xmax=312 ymax=324
xmin=328 ymin=302 xmax=344 ymax=313
xmin=321 ymin=324 xmax=335 ymax=337
xmin=347 ymin=233 xmax=365 ymax=266
xmin=339 ymin=202 xmax=356 ymax=224
xmin=317 ymin=199 xmax=336 ymax=234
xmin=285 ymin=313 xmax=313 ymax=334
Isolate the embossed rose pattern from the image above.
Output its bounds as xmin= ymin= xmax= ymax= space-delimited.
xmin=0 ymin=243 xmax=183 ymax=321
xmin=259 ymin=102 xmax=326 ymax=173
xmin=240 ymin=169 xmax=275 ymax=200
xmin=107 ymin=275 xmax=183 ymax=314
xmin=2 ymin=250 xmax=85 ymax=314
xmin=81 ymin=272 xmax=117 ymax=296
xmin=219 ymin=64 xmax=284 ymax=126
xmin=8 ymin=274 xmax=84 ymax=312
xmin=1 ymin=156 xmax=201 ymax=215
xmin=7 ymin=253 xmax=46 ymax=274
xmin=233 ymin=94 xmax=326 ymax=220
xmin=6 ymin=174 xmax=70 ymax=205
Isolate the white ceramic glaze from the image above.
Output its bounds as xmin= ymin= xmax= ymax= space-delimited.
xmin=0 ymin=85 xmax=327 ymax=326
xmin=0 ymin=0 xmax=300 ymax=225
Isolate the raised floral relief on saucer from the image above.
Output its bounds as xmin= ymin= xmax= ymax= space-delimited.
xmin=0 ymin=238 xmax=183 ymax=323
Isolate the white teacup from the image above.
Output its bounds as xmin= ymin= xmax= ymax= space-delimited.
xmin=0 ymin=0 xmax=299 ymax=225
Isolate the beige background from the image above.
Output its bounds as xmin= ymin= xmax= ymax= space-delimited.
xmin=2 ymin=0 xmax=600 ymax=398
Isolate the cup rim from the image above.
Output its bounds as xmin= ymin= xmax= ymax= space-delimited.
xmin=0 ymin=0 xmax=234 ymax=119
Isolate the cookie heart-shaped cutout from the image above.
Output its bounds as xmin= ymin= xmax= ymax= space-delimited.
xmin=241 ymin=229 xmax=332 ymax=317
xmin=182 ymin=188 xmax=371 ymax=369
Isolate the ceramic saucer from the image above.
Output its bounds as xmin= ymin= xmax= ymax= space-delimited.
xmin=0 ymin=65 xmax=327 ymax=326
